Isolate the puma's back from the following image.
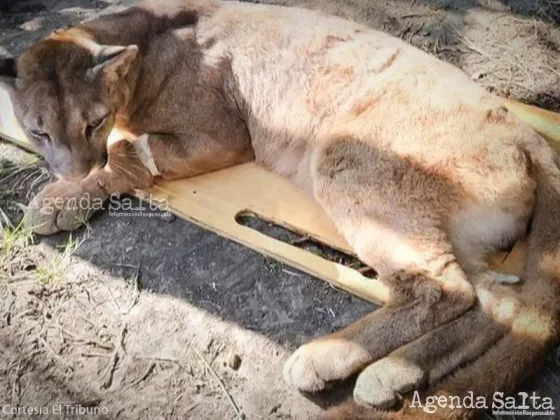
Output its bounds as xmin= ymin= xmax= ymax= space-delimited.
xmin=4 ymin=0 xmax=538 ymax=191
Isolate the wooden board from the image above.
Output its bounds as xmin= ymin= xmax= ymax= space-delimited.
xmin=0 ymin=85 xmax=29 ymax=151
xmin=0 ymin=84 xmax=546 ymax=304
xmin=503 ymin=99 xmax=560 ymax=151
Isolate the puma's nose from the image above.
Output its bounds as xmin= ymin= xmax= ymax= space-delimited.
xmin=44 ymin=161 xmax=66 ymax=180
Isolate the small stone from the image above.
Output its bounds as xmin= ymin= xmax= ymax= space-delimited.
xmin=20 ymin=17 xmax=44 ymax=32
xmin=228 ymin=353 xmax=242 ymax=370
xmin=269 ymin=404 xmax=281 ymax=414
xmin=471 ymin=71 xmax=486 ymax=80
xmin=27 ymin=285 xmax=43 ymax=297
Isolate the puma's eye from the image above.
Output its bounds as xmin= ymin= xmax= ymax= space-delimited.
xmin=85 ymin=116 xmax=108 ymax=140
xmin=30 ymin=130 xmax=51 ymax=143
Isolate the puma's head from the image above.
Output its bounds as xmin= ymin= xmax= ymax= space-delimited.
xmin=0 ymin=29 xmax=138 ymax=180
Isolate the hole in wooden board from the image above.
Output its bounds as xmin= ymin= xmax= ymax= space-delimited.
xmin=235 ymin=210 xmax=377 ymax=279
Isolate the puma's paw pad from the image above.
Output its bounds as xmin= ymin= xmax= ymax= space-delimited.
xmin=55 ymin=203 xmax=95 ymax=231
xmin=284 ymin=339 xmax=371 ymax=393
xmin=353 ymin=357 xmax=426 ymax=409
xmin=25 ymin=195 xmax=62 ymax=235
xmin=25 ymin=182 xmax=100 ymax=235
xmin=283 ymin=344 xmax=327 ymax=392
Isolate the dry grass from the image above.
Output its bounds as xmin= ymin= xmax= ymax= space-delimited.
xmin=447 ymin=16 xmax=560 ymax=109
xmin=34 ymin=232 xmax=88 ymax=285
xmin=0 ymin=154 xmax=48 ymax=284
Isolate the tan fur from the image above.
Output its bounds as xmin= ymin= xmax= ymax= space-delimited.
xmin=1 ymin=1 xmax=560 ymax=418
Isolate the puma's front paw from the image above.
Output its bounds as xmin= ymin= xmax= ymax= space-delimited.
xmin=284 ymin=338 xmax=371 ymax=392
xmin=353 ymin=357 xmax=426 ymax=408
xmin=25 ymin=180 xmax=104 ymax=235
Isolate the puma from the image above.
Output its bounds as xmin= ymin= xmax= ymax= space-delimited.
xmin=1 ymin=1 xmax=559 ymax=418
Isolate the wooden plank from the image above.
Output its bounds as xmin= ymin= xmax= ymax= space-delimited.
xmin=503 ymin=99 xmax=560 ymax=151
xmin=4 ymin=84 xmax=556 ymax=303
xmin=0 ymin=86 xmax=35 ymax=153
xmin=146 ymin=174 xmax=391 ymax=304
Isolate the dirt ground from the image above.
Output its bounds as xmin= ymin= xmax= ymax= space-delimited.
xmin=1 ymin=0 xmax=560 ymax=419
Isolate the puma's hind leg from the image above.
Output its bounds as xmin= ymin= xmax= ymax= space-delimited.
xmin=345 ymin=193 xmax=534 ymax=406
xmin=285 ymin=140 xmax=478 ymax=392
xmin=392 ymin=310 xmax=557 ymax=419
xmin=353 ymin=305 xmax=506 ymax=408
xmin=353 ymin=259 xmax=551 ymax=409
xmin=350 ymin=200 xmax=534 ymax=406
xmin=283 ymin=228 xmax=477 ymax=393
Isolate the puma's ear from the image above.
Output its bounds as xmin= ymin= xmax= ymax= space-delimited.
xmin=90 ymin=45 xmax=139 ymax=80
xmin=0 ymin=57 xmax=17 ymax=79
